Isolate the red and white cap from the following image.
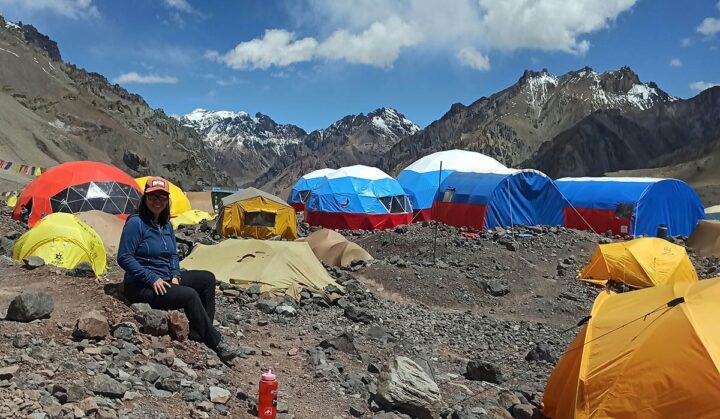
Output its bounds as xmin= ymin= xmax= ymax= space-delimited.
xmin=144 ymin=177 xmax=170 ymax=194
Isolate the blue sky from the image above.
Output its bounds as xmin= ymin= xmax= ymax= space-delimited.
xmin=0 ymin=0 xmax=718 ymax=131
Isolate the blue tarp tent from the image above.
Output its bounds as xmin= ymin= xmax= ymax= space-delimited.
xmin=288 ymin=168 xmax=336 ymax=211
xmin=397 ymin=150 xmax=508 ymax=221
xmin=433 ymin=169 xmax=563 ymax=230
xmin=556 ymin=177 xmax=704 ymax=237
xmin=305 ymin=165 xmax=412 ymax=230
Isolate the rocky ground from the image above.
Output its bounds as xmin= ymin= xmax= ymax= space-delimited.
xmin=0 ymin=208 xmax=717 ymax=419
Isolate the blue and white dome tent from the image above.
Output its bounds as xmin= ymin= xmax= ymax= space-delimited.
xmin=396 ymin=150 xmax=508 ymax=221
xmin=556 ymin=177 xmax=704 ymax=237
xmin=433 ymin=168 xmax=564 ymax=230
xmin=288 ymin=168 xmax=336 ymax=211
xmin=305 ymin=165 xmax=412 ymax=230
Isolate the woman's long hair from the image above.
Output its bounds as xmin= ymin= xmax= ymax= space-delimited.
xmin=137 ymin=194 xmax=171 ymax=226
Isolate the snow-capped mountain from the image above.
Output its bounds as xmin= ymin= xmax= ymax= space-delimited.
xmin=178 ymin=107 xmax=419 ymax=189
xmin=379 ymin=66 xmax=675 ymax=173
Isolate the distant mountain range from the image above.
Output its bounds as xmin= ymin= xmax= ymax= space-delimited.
xmin=2 ymin=16 xmax=719 ymax=205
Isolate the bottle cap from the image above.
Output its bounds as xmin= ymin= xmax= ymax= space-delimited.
xmin=262 ymin=369 xmax=276 ymax=381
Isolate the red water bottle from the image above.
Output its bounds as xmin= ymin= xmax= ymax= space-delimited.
xmin=258 ymin=369 xmax=278 ymax=418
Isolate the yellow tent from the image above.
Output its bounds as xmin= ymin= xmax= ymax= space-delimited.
xmin=135 ymin=176 xmax=192 ymax=217
xmin=171 ymin=209 xmax=215 ymax=229
xmin=13 ymin=213 xmax=107 ymax=276
xmin=298 ymin=228 xmax=373 ymax=267
xmin=180 ymin=239 xmax=338 ymax=300
xmin=217 ymin=187 xmax=296 ymax=240
xmin=579 ymin=237 xmax=697 ymax=288
xmin=5 ymin=191 xmax=18 ymax=207
xmin=543 ymin=279 xmax=720 ymax=419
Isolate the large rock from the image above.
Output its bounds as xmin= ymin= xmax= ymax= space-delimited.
xmin=6 ymin=292 xmax=54 ymax=322
xmin=92 ymin=375 xmax=126 ymax=399
xmin=72 ymin=310 xmax=110 ymax=340
xmin=23 ymin=256 xmax=45 ymax=269
xmin=256 ymin=298 xmax=278 ymax=314
xmin=134 ymin=308 xmax=168 ymax=336
xmin=466 ymin=360 xmax=504 ymax=383
xmin=525 ymin=344 xmax=556 ymax=363
xmin=166 ymin=311 xmax=189 ymax=341
xmin=209 ymin=386 xmax=231 ymax=404
xmin=376 ymin=357 xmax=443 ymax=419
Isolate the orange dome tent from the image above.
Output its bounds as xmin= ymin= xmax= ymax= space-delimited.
xmin=13 ymin=161 xmax=142 ymax=227
xmin=543 ymin=279 xmax=720 ymax=419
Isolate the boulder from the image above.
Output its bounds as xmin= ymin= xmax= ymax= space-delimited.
xmin=376 ymin=356 xmax=444 ymax=419
xmin=66 ymin=262 xmax=95 ymax=278
xmin=510 ymin=404 xmax=535 ymax=419
xmin=76 ymin=397 xmax=99 ymax=415
xmin=23 ymin=256 xmax=45 ymax=269
xmin=167 ymin=311 xmax=189 ymax=341
xmin=134 ymin=308 xmax=168 ymax=336
xmin=73 ymin=310 xmax=110 ymax=340
xmin=92 ymin=374 xmax=126 ymax=399
xmin=209 ymin=386 xmax=231 ymax=404
xmin=525 ymin=344 xmax=556 ymax=363
xmin=344 ymin=305 xmax=374 ymax=323
xmin=466 ymin=360 xmax=504 ymax=383
xmin=256 ymin=298 xmax=278 ymax=314
xmin=111 ymin=322 xmax=137 ymax=341
xmin=6 ymin=292 xmax=54 ymax=322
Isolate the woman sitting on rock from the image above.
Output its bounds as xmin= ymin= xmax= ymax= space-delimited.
xmin=118 ymin=177 xmax=240 ymax=361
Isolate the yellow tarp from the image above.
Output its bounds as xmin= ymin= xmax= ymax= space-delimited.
xmin=298 ymin=228 xmax=373 ymax=267
xmin=135 ymin=176 xmax=192 ymax=217
xmin=171 ymin=209 xmax=215 ymax=229
xmin=180 ymin=239 xmax=338 ymax=300
xmin=5 ymin=192 xmax=18 ymax=207
xmin=543 ymin=279 xmax=720 ymax=419
xmin=13 ymin=213 xmax=107 ymax=276
xmin=579 ymin=237 xmax=697 ymax=288
xmin=218 ymin=188 xmax=296 ymax=240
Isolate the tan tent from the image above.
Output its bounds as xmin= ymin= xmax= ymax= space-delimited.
xmin=76 ymin=210 xmax=124 ymax=256
xmin=180 ymin=239 xmax=338 ymax=300
xmin=298 ymin=229 xmax=373 ymax=267
xmin=686 ymin=220 xmax=720 ymax=258
xmin=186 ymin=192 xmax=214 ymax=214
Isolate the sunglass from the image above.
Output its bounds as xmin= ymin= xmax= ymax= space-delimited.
xmin=147 ymin=194 xmax=169 ymax=201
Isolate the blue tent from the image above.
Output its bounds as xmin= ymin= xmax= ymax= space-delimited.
xmin=288 ymin=168 xmax=336 ymax=211
xmin=433 ymin=170 xmax=563 ymax=230
xmin=305 ymin=165 xmax=412 ymax=230
xmin=556 ymin=177 xmax=704 ymax=237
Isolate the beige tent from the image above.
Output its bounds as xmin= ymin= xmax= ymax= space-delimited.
xmin=687 ymin=220 xmax=720 ymax=258
xmin=180 ymin=239 xmax=339 ymax=300
xmin=298 ymin=229 xmax=373 ymax=267
xmin=186 ymin=192 xmax=214 ymax=214
xmin=76 ymin=210 xmax=124 ymax=256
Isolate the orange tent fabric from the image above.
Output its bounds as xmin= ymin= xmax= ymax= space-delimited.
xmin=13 ymin=161 xmax=141 ymax=227
xmin=543 ymin=279 xmax=720 ymax=419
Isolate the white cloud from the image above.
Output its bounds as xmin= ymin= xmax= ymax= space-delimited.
xmin=0 ymin=0 xmax=99 ymax=19
xmin=697 ymin=17 xmax=720 ymax=36
xmin=681 ymin=37 xmax=694 ymax=47
xmin=669 ymin=58 xmax=682 ymax=67
xmin=457 ymin=47 xmax=491 ymax=71
xmin=163 ymin=0 xmax=194 ymax=13
xmin=690 ymin=81 xmax=720 ymax=91
xmin=216 ymin=76 xmax=245 ymax=86
xmin=213 ymin=0 xmax=637 ymax=71
xmin=113 ymin=72 xmax=178 ymax=84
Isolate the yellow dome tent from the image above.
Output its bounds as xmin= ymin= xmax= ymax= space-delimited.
xmin=180 ymin=239 xmax=338 ymax=300
xmin=171 ymin=209 xmax=215 ymax=229
xmin=579 ymin=237 xmax=697 ymax=288
xmin=134 ymin=176 xmax=192 ymax=217
xmin=543 ymin=279 xmax=720 ymax=419
xmin=217 ymin=187 xmax=296 ymax=240
xmin=5 ymin=191 xmax=18 ymax=207
xmin=13 ymin=213 xmax=107 ymax=276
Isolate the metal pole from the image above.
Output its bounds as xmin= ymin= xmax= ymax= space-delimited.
xmin=433 ymin=161 xmax=442 ymax=264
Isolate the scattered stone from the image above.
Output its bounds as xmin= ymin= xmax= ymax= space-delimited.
xmin=319 ymin=332 xmax=358 ymax=355
xmin=76 ymin=397 xmax=99 ymax=415
xmin=12 ymin=331 xmax=32 ymax=348
xmin=510 ymin=404 xmax=534 ymax=419
xmin=138 ymin=363 xmax=173 ymax=383
xmin=66 ymin=262 xmax=95 ymax=278
xmin=525 ymin=344 xmax=556 ymax=363
xmin=466 ymin=360 xmax=504 ymax=384
xmin=209 ymin=386 xmax=231 ymax=404
xmin=167 ymin=311 xmax=189 ymax=341
xmin=72 ymin=310 xmax=110 ymax=340
xmin=256 ymin=299 xmax=278 ymax=314
xmin=92 ymin=375 xmax=127 ymax=399
xmin=111 ymin=322 xmax=137 ymax=341
xmin=349 ymin=406 xmax=366 ymax=417
xmin=134 ymin=308 xmax=168 ymax=336
xmin=287 ymin=348 xmax=299 ymax=357
xmin=376 ymin=356 xmax=444 ymax=419
xmin=344 ymin=305 xmax=374 ymax=324
xmin=23 ymin=255 xmax=45 ymax=269
xmin=0 ymin=365 xmax=19 ymax=380
xmin=498 ymin=391 xmax=521 ymax=410
xmin=6 ymin=292 xmax=54 ymax=322
xmin=481 ymin=280 xmax=510 ymax=297
xmin=275 ymin=305 xmax=297 ymax=317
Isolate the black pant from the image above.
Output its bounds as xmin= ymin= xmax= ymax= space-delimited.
xmin=124 ymin=270 xmax=222 ymax=349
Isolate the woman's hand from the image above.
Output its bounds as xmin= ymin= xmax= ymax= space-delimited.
xmin=152 ymin=278 xmax=171 ymax=295
xmin=171 ymin=277 xmax=180 ymax=285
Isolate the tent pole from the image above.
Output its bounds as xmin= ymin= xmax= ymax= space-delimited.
xmin=433 ymin=161 xmax=442 ymax=264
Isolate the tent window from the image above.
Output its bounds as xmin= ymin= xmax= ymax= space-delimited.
xmin=379 ymin=197 xmax=393 ymax=212
xmin=299 ymin=190 xmax=311 ymax=203
xmin=615 ymin=203 xmax=634 ymax=219
xmin=442 ymin=188 xmax=455 ymax=203
xmin=390 ymin=196 xmax=407 ymax=213
xmin=244 ymin=211 xmax=276 ymax=227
